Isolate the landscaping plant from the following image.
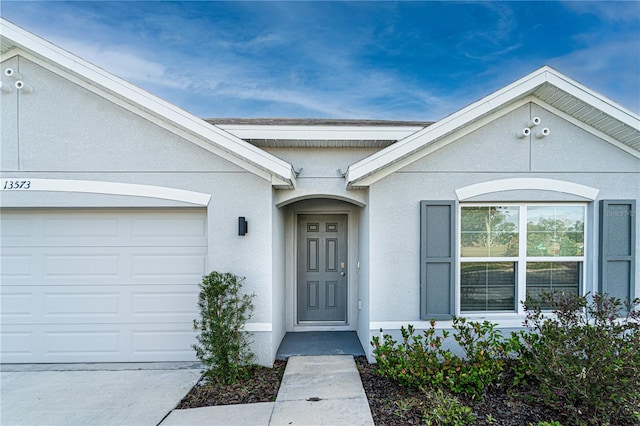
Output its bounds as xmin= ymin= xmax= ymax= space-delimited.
xmin=192 ymin=271 xmax=256 ymax=384
xmin=371 ymin=317 xmax=511 ymax=399
xmin=511 ymin=291 xmax=640 ymax=425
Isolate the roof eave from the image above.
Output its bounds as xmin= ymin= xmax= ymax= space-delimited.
xmin=346 ymin=66 xmax=640 ymax=188
xmin=0 ymin=18 xmax=296 ymax=188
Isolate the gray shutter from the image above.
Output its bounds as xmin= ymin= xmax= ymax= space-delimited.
xmin=420 ymin=201 xmax=455 ymax=320
xmin=599 ymin=200 xmax=636 ymax=301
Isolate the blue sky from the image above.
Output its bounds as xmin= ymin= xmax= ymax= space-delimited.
xmin=2 ymin=1 xmax=639 ymax=120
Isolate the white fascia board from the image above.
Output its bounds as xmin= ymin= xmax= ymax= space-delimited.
xmin=543 ymin=69 xmax=640 ymax=127
xmin=532 ymin=99 xmax=640 ymax=160
xmin=345 ymin=98 xmax=531 ymax=187
xmin=217 ymin=125 xmax=425 ymax=141
xmin=0 ymin=19 xmax=296 ymax=187
xmin=346 ymin=65 xmax=640 ymax=188
xmin=345 ymin=71 xmax=550 ymax=187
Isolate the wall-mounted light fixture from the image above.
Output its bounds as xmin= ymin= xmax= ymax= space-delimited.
xmin=238 ymin=217 xmax=248 ymax=236
xmin=517 ymin=127 xmax=531 ymax=139
xmin=0 ymin=81 xmax=12 ymax=94
xmin=527 ymin=117 xmax=541 ymax=128
xmin=536 ymin=127 xmax=550 ymax=139
xmin=15 ymin=80 xmax=33 ymax=94
xmin=4 ymin=68 xmax=23 ymax=80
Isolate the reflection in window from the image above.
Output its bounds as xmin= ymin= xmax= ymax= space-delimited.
xmin=527 ymin=206 xmax=584 ymax=257
xmin=461 ymin=207 xmax=519 ymax=257
xmin=459 ymin=204 xmax=585 ymax=313
xmin=526 ymin=262 xmax=580 ymax=308
xmin=460 ymin=262 xmax=515 ymax=311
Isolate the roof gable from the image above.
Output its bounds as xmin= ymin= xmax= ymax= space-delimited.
xmin=345 ymin=66 xmax=640 ymax=188
xmin=0 ymin=18 xmax=296 ymax=188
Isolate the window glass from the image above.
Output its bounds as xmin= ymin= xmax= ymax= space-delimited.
xmin=527 ymin=206 xmax=584 ymax=256
xmin=460 ymin=262 xmax=515 ymax=311
xmin=526 ymin=262 xmax=581 ymax=308
xmin=461 ymin=206 xmax=519 ymax=257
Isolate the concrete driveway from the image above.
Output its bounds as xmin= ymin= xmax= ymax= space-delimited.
xmin=0 ymin=363 xmax=201 ymax=426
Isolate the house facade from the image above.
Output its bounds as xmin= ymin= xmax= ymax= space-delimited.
xmin=1 ymin=18 xmax=638 ymax=366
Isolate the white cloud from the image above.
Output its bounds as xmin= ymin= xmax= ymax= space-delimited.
xmin=46 ymin=36 xmax=186 ymax=90
xmin=562 ymin=1 xmax=640 ymax=24
xmin=549 ymin=39 xmax=640 ymax=113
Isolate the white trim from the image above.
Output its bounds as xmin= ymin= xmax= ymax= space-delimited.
xmin=455 ymin=178 xmax=599 ymax=201
xmin=243 ymin=323 xmax=272 ymax=332
xmin=217 ymin=124 xmax=425 ymax=142
xmin=346 ymin=66 xmax=640 ymax=188
xmin=457 ymin=203 xmax=588 ymax=316
xmin=0 ymin=18 xmax=296 ymax=188
xmin=532 ymin=99 xmax=640 ymax=159
xmin=346 ymin=98 xmax=530 ymax=188
xmin=0 ymin=178 xmax=211 ymax=205
xmin=371 ymin=318 xmax=527 ymax=330
xmin=6 ymin=49 xmax=287 ymax=187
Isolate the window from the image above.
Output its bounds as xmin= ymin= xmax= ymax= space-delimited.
xmin=460 ymin=204 xmax=585 ymax=312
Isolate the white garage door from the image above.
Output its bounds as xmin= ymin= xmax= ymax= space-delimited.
xmin=1 ymin=209 xmax=207 ymax=363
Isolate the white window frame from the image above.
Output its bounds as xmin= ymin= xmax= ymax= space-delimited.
xmin=457 ymin=203 xmax=587 ymax=317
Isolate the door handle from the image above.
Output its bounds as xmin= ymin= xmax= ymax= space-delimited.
xmin=340 ymin=272 xmax=346 ymax=276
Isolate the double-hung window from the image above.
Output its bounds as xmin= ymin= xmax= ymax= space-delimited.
xmin=459 ymin=204 xmax=585 ymax=313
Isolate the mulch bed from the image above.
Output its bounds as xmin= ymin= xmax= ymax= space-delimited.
xmin=176 ymin=361 xmax=286 ymax=408
xmin=176 ymin=357 xmax=607 ymax=425
xmin=355 ymin=356 xmax=556 ymax=425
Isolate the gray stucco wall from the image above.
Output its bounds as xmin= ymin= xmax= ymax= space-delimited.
xmin=1 ymin=55 xmax=279 ymax=365
xmin=366 ymin=102 xmax=640 ymax=359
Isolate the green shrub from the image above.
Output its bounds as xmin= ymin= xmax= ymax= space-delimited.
xmin=192 ymin=271 xmax=255 ymax=384
xmin=371 ymin=317 xmax=511 ymax=399
xmin=422 ymin=389 xmax=476 ymax=426
xmin=511 ymin=292 xmax=640 ymax=425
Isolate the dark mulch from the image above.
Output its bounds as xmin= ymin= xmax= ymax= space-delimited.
xmin=177 ymin=357 xmax=620 ymax=425
xmin=176 ymin=361 xmax=286 ymax=408
xmin=355 ymin=356 xmax=556 ymax=426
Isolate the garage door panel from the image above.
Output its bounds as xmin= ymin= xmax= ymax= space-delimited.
xmin=131 ymin=329 xmax=196 ymax=360
xmin=1 ymin=324 xmax=197 ymax=363
xmin=131 ymin=216 xmax=207 ymax=238
xmin=2 ymin=285 xmax=198 ymax=325
xmin=0 ymin=330 xmax=36 ymax=362
xmin=132 ymin=291 xmax=198 ymax=319
xmin=45 ymin=254 xmax=121 ymax=278
xmin=2 ymin=247 xmax=206 ymax=286
xmin=1 ymin=210 xmax=207 ymax=247
xmin=46 ymin=331 xmax=121 ymax=356
xmin=0 ymin=209 xmax=206 ymax=363
xmin=1 ymin=292 xmax=37 ymax=320
xmin=132 ymin=253 xmax=206 ymax=278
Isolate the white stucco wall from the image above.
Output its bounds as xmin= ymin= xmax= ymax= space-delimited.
xmin=268 ymin=148 xmax=372 ymax=207
xmin=1 ymin=55 xmax=279 ymax=365
xmin=271 ymin=199 xmax=287 ymax=360
xmin=365 ymin=102 xmax=640 ymax=359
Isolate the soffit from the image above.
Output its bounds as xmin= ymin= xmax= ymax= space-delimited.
xmin=0 ymin=18 xmax=297 ymax=188
xmin=211 ymin=119 xmax=431 ymax=149
xmin=533 ymin=82 xmax=640 ymax=151
xmin=345 ymin=67 xmax=640 ymax=188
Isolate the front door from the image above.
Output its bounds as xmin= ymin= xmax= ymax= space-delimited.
xmin=297 ymin=214 xmax=347 ymax=323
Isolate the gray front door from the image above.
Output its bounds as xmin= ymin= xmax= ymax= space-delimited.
xmin=297 ymin=214 xmax=347 ymax=323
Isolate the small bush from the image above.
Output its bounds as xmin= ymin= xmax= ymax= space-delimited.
xmin=192 ymin=271 xmax=255 ymax=384
xmin=423 ymin=388 xmax=476 ymax=426
xmin=511 ymin=292 xmax=640 ymax=425
xmin=371 ymin=317 xmax=511 ymax=399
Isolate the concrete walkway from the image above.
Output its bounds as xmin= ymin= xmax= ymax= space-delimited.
xmin=161 ymin=355 xmax=374 ymax=426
